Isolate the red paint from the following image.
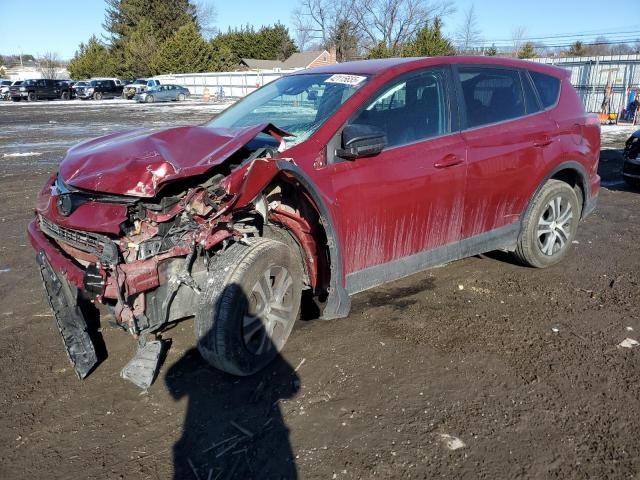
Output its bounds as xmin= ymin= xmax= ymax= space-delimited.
xmin=31 ymin=56 xmax=600 ymax=311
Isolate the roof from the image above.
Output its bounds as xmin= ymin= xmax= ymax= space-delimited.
xmin=241 ymin=50 xmax=332 ymax=71
xmin=281 ymin=51 xmax=326 ymax=69
xmin=240 ymin=58 xmax=282 ymax=70
xmin=293 ymin=56 xmax=571 ymax=78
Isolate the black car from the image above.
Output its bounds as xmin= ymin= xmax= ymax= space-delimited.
xmin=623 ymin=129 xmax=640 ymax=187
xmin=75 ymin=79 xmax=124 ymax=100
xmin=10 ymin=78 xmax=71 ymax=101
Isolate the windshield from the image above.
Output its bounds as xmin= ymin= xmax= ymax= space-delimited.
xmin=208 ymin=73 xmax=369 ymax=147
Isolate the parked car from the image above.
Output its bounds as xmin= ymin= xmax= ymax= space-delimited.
xmin=622 ymin=129 xmax=640 ymax=187
xmin=0 ymin=79 xmax=12 ymax=99
xmin=28 ymin=57 xmax=600 ymax=388
xmin=70 ymin=80 xmax=88 ymax=98
xmin=123 ymin=78 xmax=161 ymax=99
xmin=10 ymin=78 xmax=70 ymax=101
xmin=134 ymin=84 xmax=190 ymax=103
xmin=75 ymin=79 xmax=124 ymax=100
xmin=55 ymin=80 xmax=73 ymax=100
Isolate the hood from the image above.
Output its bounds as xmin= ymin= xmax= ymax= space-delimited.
xmin=59 ymin=124 xmax=288 ymax=197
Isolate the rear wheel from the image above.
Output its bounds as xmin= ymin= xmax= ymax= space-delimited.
xmin=195 ymin=238 xmax=303 ymax=376
xmin=60 ymin=91 xmax=69 ymax=100
xmin=514 ymin=180 xmax=579 ymax=268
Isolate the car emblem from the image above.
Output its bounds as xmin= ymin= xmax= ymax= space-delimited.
xmin=56 ymin=194 xmax=73 ymax=216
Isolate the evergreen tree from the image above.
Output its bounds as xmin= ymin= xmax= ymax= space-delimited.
xmin=404 ymin=18 xmax=455 ymax=57
xmin=211 ymin=23 xmax=298 ymax=63
xmin=104 ymin=0 xmax=197 ymax=45
xmin=122 ymin=18 xmax=158 ymax=78
xmin=485 ymin=44 xmax=498 ymax=56
xmin=68 ymin=36 xmax=116 ymax=79
xmin=517 ymin=42 xmax=536 ymax=59
xmin=152 ymin=22 xmax=213 ymax=74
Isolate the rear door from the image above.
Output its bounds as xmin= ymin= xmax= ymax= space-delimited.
xmin=455 ymin=65 xmax=553 ymax=239
xmin=324 ymin=66 xmax=468 ymax=283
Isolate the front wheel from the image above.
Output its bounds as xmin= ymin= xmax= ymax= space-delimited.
xmin=177 ymin=93 xmax=185 ymax=101
xmin=514 ymin=180 xmax=580 ymax=268
xmin=60 ymin=91 xmax=69 ymax=100
xmin=146 ymin=95 xmax=154 ymax=103
xmin=93 ymin=92 xmax=102 ymax=100
xmin=195 ymin=238 xmax=303 ymax=376
xmin=27 ymin=92 xmax=36 ymax=101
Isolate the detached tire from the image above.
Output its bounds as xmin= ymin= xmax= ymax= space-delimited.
xmin=195 ymin=238 xmax=303 ymax=376
xmin=514 ymin=180 xmax=580 ymax=268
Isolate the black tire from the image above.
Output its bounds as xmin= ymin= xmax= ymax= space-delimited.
xmin=195 ymin=238 xmax=303 ymax=376
xmin=623 ymin=176 xmax=640 ymax=189
xmin=60 ymin=91 xmax=69 ymax=100
xmin=177 ymin=93 xmax=185 ymax=101
xmin=93 ymin=92 xmax=102 ymax=100
xmin=146 ymin=95 xmax=154 ymax=103
xmin=514 ymin=180 xmax=579 ymax=268
xmin=27 ymin=91 xmax=36 ymax=101
xmin=12 ymin=97 xmax=20 ymax=102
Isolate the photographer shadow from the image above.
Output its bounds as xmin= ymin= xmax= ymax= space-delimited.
xmin=165 ymin=283 xmax=300 ymax=480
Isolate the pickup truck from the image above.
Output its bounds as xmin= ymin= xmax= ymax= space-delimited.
xmin=123 ymin=79 xmax=161 ymax=99
xmin=75 ymin=79 xmax=124 ymax=100
xmin=10 ymin=79 xmax=71 ymax=101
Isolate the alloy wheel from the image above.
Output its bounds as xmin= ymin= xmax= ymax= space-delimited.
xmin=242 ymin=265 xmax=295 ymax=355
xmin=537 ymin=195 xmax=574 ymax=256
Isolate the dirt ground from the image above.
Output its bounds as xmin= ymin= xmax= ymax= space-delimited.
xmin=1 ymin=101 xmax=639 ymax=480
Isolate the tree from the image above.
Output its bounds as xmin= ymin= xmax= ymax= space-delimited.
xmin=511 ymin=26 xmax=527 ymax=57
xmin=354 ymin=0 xmax=453 ymax=52
xmin=455 ymin=4 xmax=482 ymax=54
xmin=153 ymin=22 xmax=213 ymax=74
xmin=211 ymin=24 xmax=298 ymax=63
xmin=567 ymin=41 xmax=586 ymax=57
xmin=118 ymin=18 xmax=158 ymax=78
xmin=292 ymin=0 xmax=349 ymax=49
xmin=68 ymin=36 xmax=115 ymax=79
xmin=406 ymin=18 xmax=455 ymax=57
xmin=517 ymin=42 xmax=536 ymax=59
xmin=193 ymin=0 xmax=218 ymax=39
xmin=38 ymin=52 xmax=62 ymax=79
xmin=484 ymin=44 xmax=498 ymax=56
xmin=330 ymin=19 xmax=359 ymax=61
xmin=586 ymin=36 xmax=610 ymax=56
xmin=104 ymin=0 xmax=198 ymax=45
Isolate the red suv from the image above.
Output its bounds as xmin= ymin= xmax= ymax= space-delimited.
xmin=29 ymin=57 xmax=600 ymax=387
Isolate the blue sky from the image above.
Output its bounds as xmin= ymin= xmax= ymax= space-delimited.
xmin=1 ymin=0 xmax=639 ymax=59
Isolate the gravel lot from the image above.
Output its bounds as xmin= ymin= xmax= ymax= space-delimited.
xmin=1 ymin=100 xmax=639 ymax=479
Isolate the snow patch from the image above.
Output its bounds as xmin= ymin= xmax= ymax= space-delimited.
xmin=439 ymin=434 xmax=466 ymax=450
xmin=618 ymin=338 xmax=639 ymax=349
xmin=3 ymin=152 xmax=43 ymax=158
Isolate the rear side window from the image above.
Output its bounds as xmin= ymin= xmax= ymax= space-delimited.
xmin=529 ymin=71 xmax=560 ymax=109
xmin=458 ymin=67 xmax=525 ymax=128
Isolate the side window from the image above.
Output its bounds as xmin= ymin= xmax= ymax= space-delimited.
xmin=521 ymin=71 xmax=541 ymax=114
xmin=529 ymin=71 xmax=561 ymax=109
xmin=458 ymin=66 xmax=525 ymax=128
xmin=350 ymin=68 xmax=450 ymax=148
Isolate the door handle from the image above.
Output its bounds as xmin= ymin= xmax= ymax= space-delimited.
xmin=534 ymin=137 xmax=553 ymax=148
xmin=434 ymin=154 xmax=462 ymax=169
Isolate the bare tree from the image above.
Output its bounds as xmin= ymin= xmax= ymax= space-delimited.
xmin=352 ymin=0 xmax=454 ymax=52
xmin=455 ymin=4 xmax=481 ymax=54
xmin=510 ymin=26 xmax=527 ymax=57
xmin=194 ymin=0 xmax=218 ymax=39
xmin=38 ymin=52 xmax=61 ymax=79
xmin=292 ymin=0 xmax=350 ymax=49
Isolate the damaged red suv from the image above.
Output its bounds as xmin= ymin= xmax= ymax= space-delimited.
xmin=29 ymin=57 xmax=600 ymax=388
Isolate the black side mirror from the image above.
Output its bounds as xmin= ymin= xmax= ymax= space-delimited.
xmin=336 ymin=124 xmax=386 ymax=161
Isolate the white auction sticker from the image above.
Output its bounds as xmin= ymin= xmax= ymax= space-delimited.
xmin=324 ymin=74 xmax=367 ymax=86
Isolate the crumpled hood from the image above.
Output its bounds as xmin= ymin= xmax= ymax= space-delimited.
xmin=59 ymin=123 xmax=287 ymax=197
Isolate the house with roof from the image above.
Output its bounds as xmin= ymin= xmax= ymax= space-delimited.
xmin=239 ymin=49 xmax=337 ymax=72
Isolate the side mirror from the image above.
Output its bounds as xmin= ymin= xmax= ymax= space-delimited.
xmin=336 ymin=124 xmax=386 ymax=161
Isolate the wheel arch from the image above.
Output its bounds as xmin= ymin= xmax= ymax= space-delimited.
xmin=530 ymin=161 xmax=591 ymax=219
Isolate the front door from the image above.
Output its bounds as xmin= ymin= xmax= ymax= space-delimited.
xmin=323 ymin=67 xmax=468 ymax=292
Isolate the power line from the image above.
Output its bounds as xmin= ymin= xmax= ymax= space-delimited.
xmin=472 ymin=25 xmax=640 ymax=43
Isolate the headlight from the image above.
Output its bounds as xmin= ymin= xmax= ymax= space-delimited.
xmin=86 ymin=88 xmax=94 ymax=94
xmin=19 ymin=87 xmax=26 ymax=91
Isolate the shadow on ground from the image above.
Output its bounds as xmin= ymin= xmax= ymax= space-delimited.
xmin=165 ymin=284 xmax=300 ymax=480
